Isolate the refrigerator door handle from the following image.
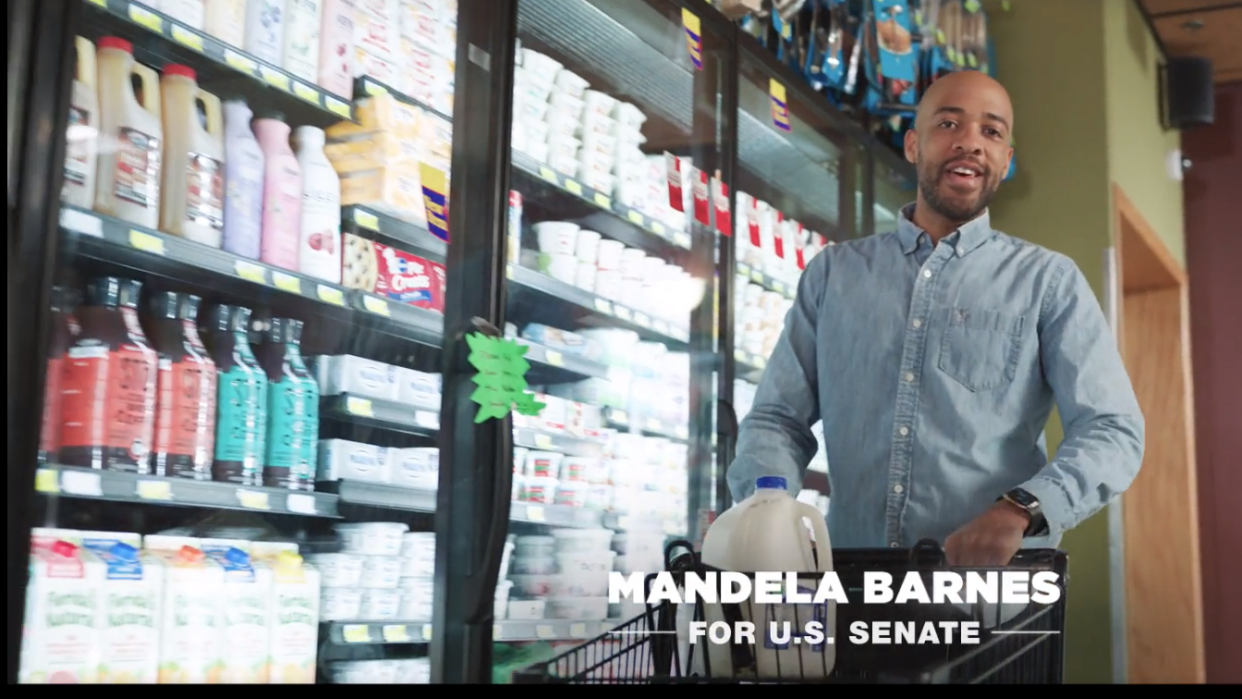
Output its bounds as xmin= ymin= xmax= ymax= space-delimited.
xmin=467 ymin=416 xmax=513 ymax=624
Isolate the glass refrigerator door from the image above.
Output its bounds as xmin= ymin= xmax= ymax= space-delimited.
xmin=494 ymin=0 xmax=727 ymax=675
xmin=730 ymin=47 xmax=866 ymax=509
xmin=14 ymin=0 xmax=467 ymax=685
xmin=872 ymin=146 xmax=918 ymax=235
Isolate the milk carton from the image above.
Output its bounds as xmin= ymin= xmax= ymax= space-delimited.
xmin=19 ymin=541 xmax=106 ymax=684
xmin=32 ymin=527 xmax=143 ymax=550
xmin=86 ymin=541 xmax=164 ymax=684
xmin=266 ymin=551 xmax=322 ymax=684
xmin=154 ymin=546 xmax=226 ymax=684
xmin=203 ymin=546 xmax=274 ymax=683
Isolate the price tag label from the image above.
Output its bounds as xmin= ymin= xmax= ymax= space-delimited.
xmin=414 ymin=411 xmax=439 ymax=429
xmin=35 ymin=468 xmax=60 ymax=494
xmin=342 ymin=625 xmax=371 ymax=643
xmin=325 ymin=96 xmax=351 ymax=118
xmin=136 ymin=480 xmax=172 ymax=501
xmin=317 ymin=285 xmax=345 ymax=306
xmin=645 ymin=418 xmax=661 ymax=432
xmin=651 ymin=222 xmax=666 ymax=236
xmin=593 ymin=298 xmax=613 ymax=315
xmin=362 ymin=296 xmax=390 ymax=317
xmin=422 ymin=625 xmax=433 ymax=641
xmin=234 ymin=260 xmax=267 ymax=285
xmin=544 ymin=350 xmax=564 ymax=367
xmin=362 ymin=79 xmax=387 ymax=96
xmin=292 ymin=82 xmax=319 ymax=104
xmin=272 ymin=272 xmax=302 ymax=294
xmin=570 ymin=623 xmax=588 ymax=638
xmin=593 ymin=193 xmax=611 ymax=209
xmin=353 ymin=209 xmax=380 ymax=231
xmin=734 ymin=349 xmax=746 ymax=362
xmin=493 ymin=624 xmax=503 ymax=639
xmin=346 ymin=397 xmax=374 ymax=417
xmin=564 ymin=180 xmax=583 ymax=196
xmin=86 ymin=0 xmax=105 ymax=7
xmin=738 ymin=264 xmax=752 ymax=276
xmin=236 ymin=490 xmax=271 ymax=510
xmin=539 ymin=167 xmax=557 ymax=183
xmin=536 ymin=624 xmax=556 ymax=639
xmin=223 ymin=49 xmax=257 ymax=75
xmin=614 ymin=306 xmax=632 ymax=322
xmin=750 ymin=269 xmax=763 ymax=282
xmin=633 ymin=312 xmax=651 ymax=328
xmin=654 ymin=320 xmax=670 ymax=335
xmin=612 ymin=410 xmax=629 ymax=425
xmin=534 ymin=434 xmax=553 ymax=449
xmin=627 ymin=210 xmax=644 ymax=226
xmin=128 ymin=230 xmax=165 ymax=255
xmin=260 ymin=66 xmax=291 ymax=92
xmin=60 ymin=207 xmax=101 ymax=237
xmin=128 ymin=5 xmax=162 ymax=32
xmin=525 ymin=505 xmax=546 ymax=523
xmin=286 ymin=493 xmax=317 ymax=515
xmin=617 ymin=516 xmax=632 ymax=529
xmin=675 ymin=425 xmax=689 ymax=440
xmin=674 ymin=232 xmax=692 ymax=248
xmin=773 ymin=280 xmax=786 ymax=294
xmin=170 ymin=26 xmax=203 ymax=52
xmin=382 ymin=625 xmax=411 ymax=643
xmin=506 ymin=265 xmax=515 ymax=279
xmin=754 ymin=356 xmax=767 ymax=369
xmin=62 ymin=470 xmax=102 ymax=497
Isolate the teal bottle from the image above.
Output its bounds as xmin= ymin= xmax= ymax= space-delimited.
xmin=207 ymin=305 xmax=268 ymax=486
xmin=258 ymin=318 xmax=319 ymax=491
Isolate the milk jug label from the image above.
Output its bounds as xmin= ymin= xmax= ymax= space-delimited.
xmin=114 ymin=127 xmax=161 ymax=209
xmin=186 ymin=152 xmax=225 ymax=232
xmin=215 ymin=363 xmax=268 ymax=481
xmin=64 ymin=106 xmax=92 ymax=188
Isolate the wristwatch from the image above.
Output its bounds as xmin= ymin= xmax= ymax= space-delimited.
xmin=999 ymin=488 xmax=1049 ymax=538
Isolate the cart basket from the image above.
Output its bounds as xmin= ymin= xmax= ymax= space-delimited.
xmin=511 ymin=539 xmax=1068 ymax=684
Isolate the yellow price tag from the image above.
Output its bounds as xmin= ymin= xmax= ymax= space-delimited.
xmin=260 ymin=66 xmax=291 ymax=92
xmin=612 ymin=410 xmax=629 ymax=425
xmin=342 ymin=625 xmax=370 ymax=643
xmin=967 ymin=53 xmax=979 ymax=69
xmin=564 ymin=179 xmax=583 ymax=196
xmin=738 ymin=264 xmax=751 ymax=275
xmin=236 ymin=490 xmax=271 ymax=510
xmin=750 ymin=270 xmax=763 ymax=282
xmin=317 ymin=285 xmax=345 ymax=306
xmin=593 ymin=193 xmax=611 ymax=209
xmin=86 ymin=0 xmax=105 ymax=7
xmin=593 ymin=298 xmax=613 ymax=315
xmin=363 ymin=79 xmax=388 ymax=96
xmin=325 ymin=96 xmax=352 ymax=118
xmin=506 ymin=265 xmax=515 ymax=279
xmin=539 ymin=166 xmax=557 ymax=183
xmin=734 ymin=349 xmax=746 ymax=362
xmin=536 ymin=624 xmax=556 ymax=639
xmin=234 ymin=260 xmax=267 ymax=285
xmin=534 ymin=434 xmax=553 ymax=449
xmin=170 ymin=26 xmax=203 ymax=52
xmin=493 ymin=624 xmax=502 ymax=639
xmin=35 ymin=468 xmax=59 ymax=494
xmin=526 ymin=505 xmax=546 ymax=523
xmin=223 ymin=50 xmax=257 ymax=75
xmin=773 ymin=281 xmax=785 ymax=293
xmin=362 ymin=295 xmax=390 ymax=316
xmin=614 ymin=306 xmax=632 ymax=322
xmin=136 ymin=480 xmax=172 ymax=501
xmin=353 ymin=209 xmax=380 ymax=231
xmin=651 ymin=222 xmax=666 ymax=235
xmin=272 ymin=272 xmax=302 ymax=294
xmin=128 ymin=5 xmax=162 ymax=32
xmin=128 ymin=230 xmax=165 ymax=255
xmin=633 ymin=312 xmax=651 ymax=327
xmin=544 ymin=350 xmax=564 ymax=367
xmin=382 ymin=625 xmax=410 ymax=643
xmin=645 ymin=418 xmax=661 ymax=432
xmin=293 ymin=82 xmax=319 ymax=103
xmin=627 ymin=210 xmax=644 ymax=225
xmin=675 ymin=425 xmax=689 ymax=440
xmin=346 ymin=396 xmax=374 ymax=417
xmin=674 ymin=232 xmax=691 ymax=248
xmin=570 ymin=623 xmax=588 ymax=637
xmin=755 ymin=356 xmax=767 ymax=369
xmin=421 ymin=624 xmax=433 ymax=641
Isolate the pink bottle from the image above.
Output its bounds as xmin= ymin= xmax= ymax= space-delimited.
xmin=252 ymin=110 xmax=302 ymax=271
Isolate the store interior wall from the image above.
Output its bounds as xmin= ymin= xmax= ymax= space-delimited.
xmin=1182 ymin=80 xmax=1242 ymax=685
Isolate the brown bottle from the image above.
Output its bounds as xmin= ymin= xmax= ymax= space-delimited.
xmin=59 ymin=277 xmax=158 ymax=471
xmin=39 ymin=286 xmax=76 ymax=463
xmin=148 ymin=292 xmax=218 ymax=479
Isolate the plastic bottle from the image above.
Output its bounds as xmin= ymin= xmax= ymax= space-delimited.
xmin=155 ymin=0 xmax=207 ymax=29
xmin=282 ymin=0 xmax=323 ymax=83
xmin=257 ymin=318 xmax=319 ymax=490
xmin=221 ymin=97 xmax=266 ymax=259
xmin=206 ymin=305 xmax=267 ymax=486
xmin=158 ymin=64 xmax=226 ymax=248
xmin=204 ymin=0 xmax=247 ymax=48
xmin=292 ymin=126 xmax=341 ymax=283
xmin=148 ymin=292 xmax=217 ymax=480
xmin=58 ymin=277 xmax=159 ymax=473
xmin=694 ymin=475 xmax=836 ymax=679
xmin=93 ymin=37 xmax=163 ymax=229
xmin=317 ymin=0 xmax=356 ymax=97
xmin=245 ymin=0 xmax=286 ymax=66
xmin=253 ymin=111 xmax=302 ymax=271
xmin=62 ymin=37 xmax=99 ymax=209
xmin=40 ymin=286 xmax=76 ymax=463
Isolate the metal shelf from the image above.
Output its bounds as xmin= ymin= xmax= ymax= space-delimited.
xmin=513 ymin=427 xmax=606 ymax=457
xmin=35 ymin=463 xmax=339 ymax=517
xmin=602 ymin=408 xmax=689 ymax=443
xmin=319 ymin=479 xmax=603 ymax=529
xmin=342 ymin=205 xmax=448 ymax=263
xmin=516 ymin=339 xmax=612 ymax=382
xmin=321 ymin=394 xmax=441 ymax=437
xmin=736 ymin=262 xmax=797 ymax=300
xmin=325 ymin=618 xmax=618 ymax=645
xmin=353 ymin=76 xmax=452 ymax=124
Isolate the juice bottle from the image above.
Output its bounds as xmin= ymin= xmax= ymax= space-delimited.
xmin=258 ymin=318 xmax=319 ymax=490
xmin=39 ymin=286 xmax=75 ymax=463
xmin=85 ymin=541 xmax=164 ymax=684
xmin=253 ymin=111 xmax=302 ymax=271
xmin=266 ymin=551 xmax=321 ymax=684
xmin=148 ymin=292 xmax=217 ymax=479
xmin=282 ymin=0 xmax=323 ymax=83
xmin=221 ymin=97 xmax=266 ymax=259
xmin=292 ymin=126 xmax=341 ymax=283
xmin=59 ymin=277 xmax=159 ymax=473
xmin=245 ymin=0 xmax=287 ymax=66
xmin=206 ymin=305 xmax=267 ymax=486
xmin=62 ymin=36 xmax=98 ymax=209
xmin=93 ymin=37 xmax=163 ymax=229
xmin=159 ymin=64 xmax=226 ymax=248
xmin=204 ymin=0 xmax=248 ymax=47
xmin=155 ymin=0 xmax=207 ymax=29
xmin=317 ymin=0 xmax=356 ymax=97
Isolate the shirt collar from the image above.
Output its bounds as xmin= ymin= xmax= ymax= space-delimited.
xmin=895 ymin=203 xmax=995 ymax=257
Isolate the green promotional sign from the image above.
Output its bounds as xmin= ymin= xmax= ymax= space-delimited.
xmin=466 ymin=332 xmax=545 ymax=423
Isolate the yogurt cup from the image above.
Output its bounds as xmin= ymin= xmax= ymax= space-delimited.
xmin=524 ymin=451 xmax=563 ymax=478
xmin=619 ymin=248 xmax=647 ymax=280
xmin=509 ymin=573 xmax=561 ymax=597
xmin=574 ymin=229 xmax=602 ymax=263
xmin=392 ymin=658 xmax=431 ymax=684
xmin=551 ymin=528 xmax=615 ymax=553
xmin=359 ymin=589 xmax=402 ymax=620
xmin=574 ymin=261 xmax=597 ymax=291
xmin=522 ymin=118 xmax=550 ymax=144
xmin=549 ymin=152 xmax=579 ymax=177
xmin=534 ymin=221 xmax=579 ymax=255
xmin=507 ymin=599 xmax=547 ymax=621
xmin=594 ymin=270 xmax=622 ymax=300
xmin=400 ymin=555 xmax=434 ymax=579
xmin=583 ymin=90 xmax=618 ymax=118
xmin=320 ymin=588 xmax=364 ymax=621
xmin=511 ymin=554 xmax=557 ymax=575
xmin=401 ymin=532 xmax=436 ymax=561
xmin=546 ymin=112 xmax=580 ymax=139
xmin=515 ymin=95 xmax=549 ymax=122
xmin=308 ymin=552 xmax=365 ymax=588
xmin=336 ymin=522 xmax=409 ymax=557
xmin=613 ymin=101 xmax=647 ymax=128
xmin=514 ymin=534 xmax=556 ymax=558
xmin=525 ymin=141 xmax=550 ymax=164
xmin=539 ymin=252 xmax=578 ymax=284
xmin=596 ymin=240 xmax=624 ymax=270
xmin=553 ymin=70 xmax=590 ymax=97
xmin=553 ymin=480 xmax=587 ymax=508
xmin=523 ymin=476 xmax=559 ymax=504
xmin=520 ymin=49 xmax=562 ymax=82
xmin=549 ymin=90 xmax=586 ymax=120
xmin=333 ymin=660 xmax=397 ymax=685
xmin=584 ymin=173 xmax=615 ymax=194
xmin=546 ymin=596 xmax=609 ymax=620
xmin=559 ymin=457 xmax=597 ymax=482
xmin=586 ymin=484 xmax=613 ymax=510
xmin=360 ymin=555 xmax=403 ymax=589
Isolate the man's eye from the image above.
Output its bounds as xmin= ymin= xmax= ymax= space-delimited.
xmin=984 ymin=127 xmax=1001 ymax=137
xmin=939 ymin=120 xmax=956 ymax=128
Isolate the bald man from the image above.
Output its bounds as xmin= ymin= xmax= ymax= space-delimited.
xmin=727 ymin=72 xmax=1144 ymax=566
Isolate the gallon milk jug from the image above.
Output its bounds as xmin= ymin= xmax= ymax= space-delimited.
xmin=253 ymin=111 xmax=302 ymax=271
xmin=292 ymin=126 xmax=341 ymax=283
xmin=62 ymin=36 xmax=99 ymax=209
xmin=691 ymin=476 xmax=836 ymax=680
xmin=159 ymin=65 xmax=226 ymax=248
xmin=205 ymin=0 xmax=248 ymax=48
xmin=94 ymin=37 xmax=163 ymax=229
xmin=221 ymin=98 xmax=266 ymax=260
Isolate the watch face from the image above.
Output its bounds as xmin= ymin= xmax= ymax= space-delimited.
xmin=1009 ymin=489 xmax=1039 ymax=509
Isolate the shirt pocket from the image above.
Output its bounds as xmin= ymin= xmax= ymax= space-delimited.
xmin=937 ymin=307 xmax=1026 ymax=392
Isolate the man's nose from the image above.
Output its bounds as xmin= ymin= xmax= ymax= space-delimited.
xmin=952 ymin=134 xmax=985 ymax=156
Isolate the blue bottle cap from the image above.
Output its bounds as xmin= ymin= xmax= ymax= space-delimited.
xmin=756 ymin=476 xmax=788 ymax=490
xmin=110 ymin=542 xmax=139 ymax=562
xmin=225 ymin=547 xmax=250 ymax=565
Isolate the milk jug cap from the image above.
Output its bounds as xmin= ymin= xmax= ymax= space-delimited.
xmin=97 ymin=37 xmax=133 ymax=53
xmin=756 ymin=476 xmax=788 ymax=490
xmin=163 ymin=64 xmax=197 ymax=81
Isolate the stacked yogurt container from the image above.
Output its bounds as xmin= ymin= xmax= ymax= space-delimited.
xmin=507 ymin=528 xmax=615 ymax=621
xmin=332 ymin=658 xmax=430 ymax=684
xmin=315 ymin=522 xmax=411 ymax=622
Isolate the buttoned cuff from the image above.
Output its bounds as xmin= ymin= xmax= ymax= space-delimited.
xmin=1016 ymin=477 xmax=1076 ymax=541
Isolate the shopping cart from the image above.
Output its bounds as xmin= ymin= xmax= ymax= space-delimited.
xmin=511 ymin=539 xmax=1068 ymax=684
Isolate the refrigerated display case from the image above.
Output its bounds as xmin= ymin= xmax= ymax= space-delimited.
xmin=871 ymin=141 xmax=918 ymax=235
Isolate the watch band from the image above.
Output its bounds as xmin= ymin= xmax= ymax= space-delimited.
xmin=999 ymin=489 xmax=1048 ymax=538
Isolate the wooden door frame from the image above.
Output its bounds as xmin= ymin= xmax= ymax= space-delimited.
xmin=1110 ymin=183 xmax=1206 ymax=684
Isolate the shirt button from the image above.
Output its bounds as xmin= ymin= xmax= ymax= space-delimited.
xmin=904 ymin=372 xmax=915 ymax=382
xmin=898 ymin=426 xmax=909 ymax=436
xmin=893 ymin=484 xmax=904 ymax=494
xmin=912 ymin=319 xmax=922 ymax=329
xmin=923 ymin=270 xmax=932 ymax=278
xmin=890 ymin=542 xmax=900 ymax=549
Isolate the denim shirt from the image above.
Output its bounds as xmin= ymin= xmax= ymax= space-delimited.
xmin=727 ymin=204 xmax=1145 ymax=549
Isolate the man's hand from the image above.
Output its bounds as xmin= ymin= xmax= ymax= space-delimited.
xmin=944 ymin=500 xmax=1030 ymax=567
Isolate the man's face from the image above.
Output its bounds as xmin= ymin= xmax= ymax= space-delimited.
xmin=904 ymin=81 xmax=1014 ymax=224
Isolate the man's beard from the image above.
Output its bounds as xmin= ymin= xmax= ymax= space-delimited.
xmin=917 ymin=160 xmax=997 ymax=224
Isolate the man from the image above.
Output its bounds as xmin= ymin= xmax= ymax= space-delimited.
xmin=727 ymin=71 xmax=1144 ymax=566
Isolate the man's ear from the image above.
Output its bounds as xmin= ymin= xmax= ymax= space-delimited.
xmin=903 ymin=128 xmax=919 ymax=165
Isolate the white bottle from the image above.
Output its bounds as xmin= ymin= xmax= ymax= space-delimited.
xmin=245 ymin=0 xmax=286 ymax=66
xmin=158 ymin=64 xmax=226 ymax=248
xmin=157 ymin=0 xmax=207 ymax=29
xmin=282 ymin=0 xmax=323 ymax=83
xmin=205 ymin=0 xmax=248 ymax=48
xmin=693 ymin=476 xmax=836 ymax=680
xmin=62 ymin=36 xmax=99 ymax=209
xmin=292 ymin=126 xmax=341 ymax=283
xmin=93 ymin=36 xmax=163 ymax=229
